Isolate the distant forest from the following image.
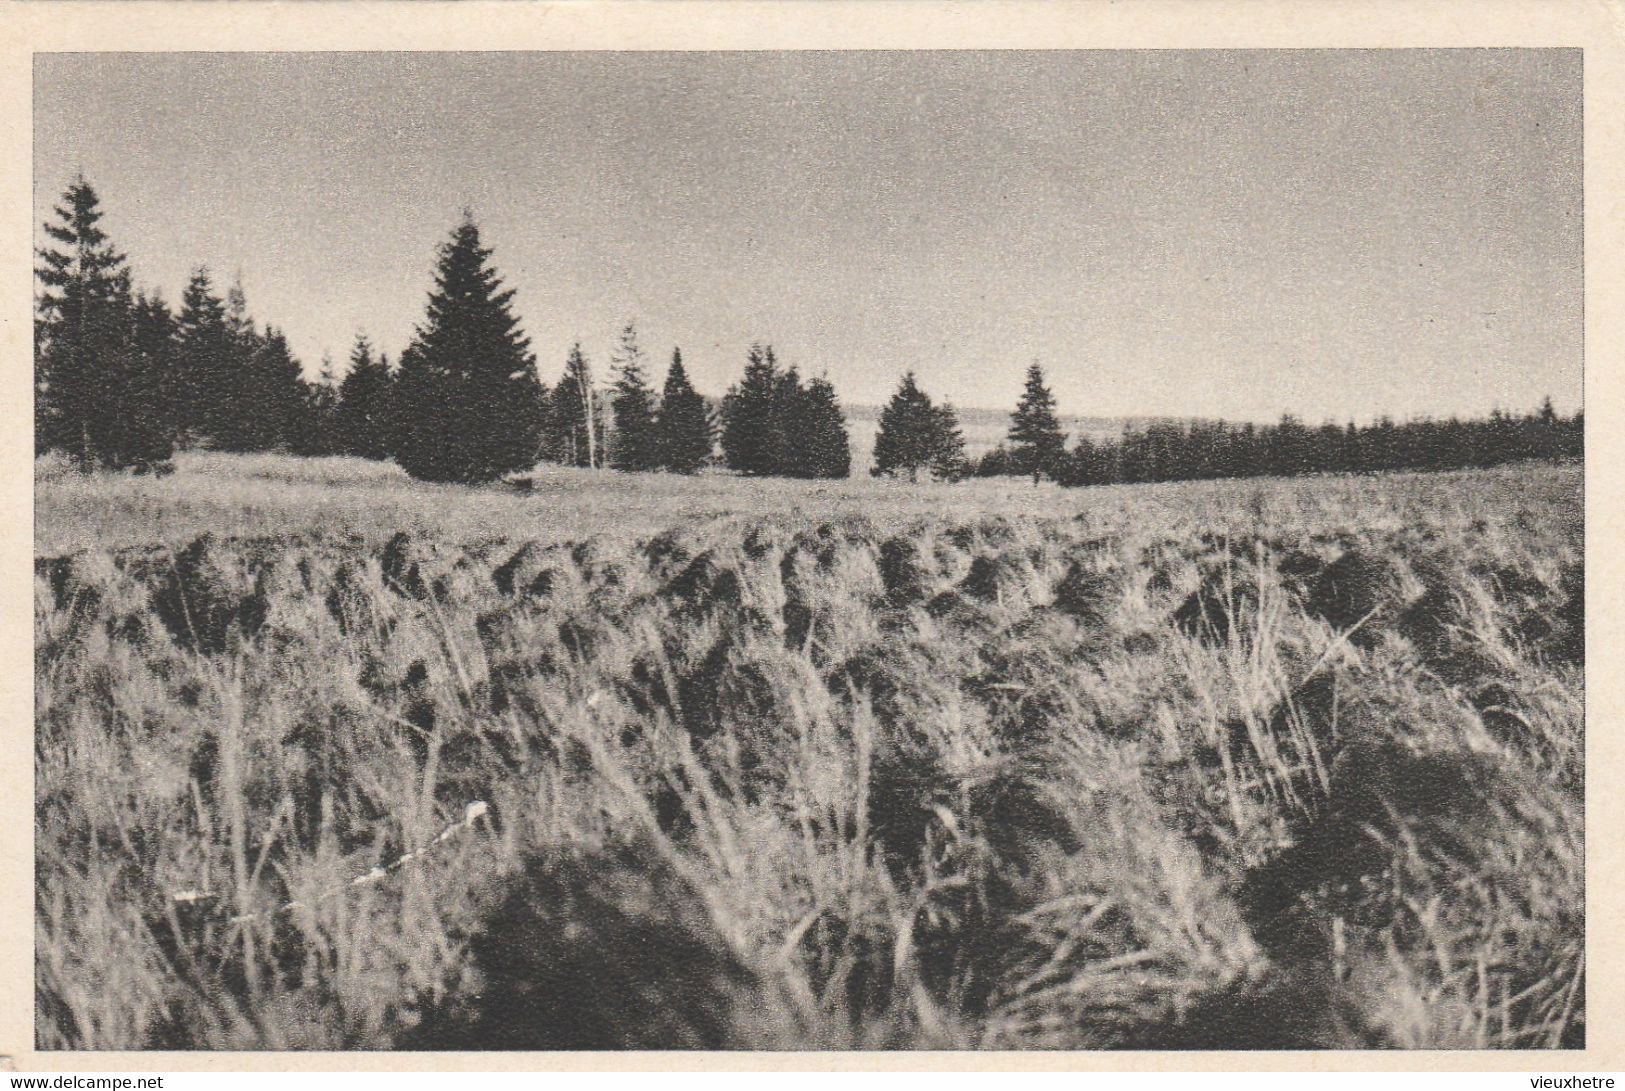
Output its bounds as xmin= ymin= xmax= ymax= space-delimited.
xmin=976 ymin=401 xmax=1584 ymax=487
xmin=36 ymin=177 xmax=1582 ymax=488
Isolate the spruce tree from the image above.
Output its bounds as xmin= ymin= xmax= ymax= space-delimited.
xmin=873 ymin=371 xmax=940 ymax=481
xmin=35 ymin=176 xmax=171 ymax=468
xmin=776 ymin=362 xmax=809 ymax=475
xmin=129 ymin=291 xmax=179 ymax=457
xmin=791 ymin=374 xmax=851 ymax=479
xmin=174 ymin=269 xmax=232 ymax=447
xmin=1008 ymin=361 xmax=1067 ymax=481
xmin=547 ymin=343 xmax=604 ymax=467
xmin=336 ymin=333 xmax=395 ymax=460
xmin=292 ymin=352 xmax=342 ymax=456
xmin=542 ymin=372 xmax=571 ymax=464
xmin=608 ymin=321 xmax=660 ymax=472
xmin=655 ymin=347 xmax=713 ymax=473
xmin=211 ymin=277 xmax=289 ymax=451
xmin=393 ymin=215 xmax=544 ymax=483
xmin=261 ymin=328 xmax=308 ymax=451
xmin=35 ymin=174 xmax=123 ymax=461
xmin=721 ymin=343 xmax=786 ymax=475
xmin=216 ymin=275 xmax=262 ymax=450
xmin=929 ymin=401 xmax=970 ymax=481
xmin=223 ymin=326 xmax=305 ymax=452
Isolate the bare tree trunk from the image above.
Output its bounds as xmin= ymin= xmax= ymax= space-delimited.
xmin=579 ymin=366 xmax=597 ymax=469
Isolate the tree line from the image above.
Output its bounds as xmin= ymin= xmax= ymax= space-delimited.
xmin=871 ymin=359 xmax=1580 ymax=487
xmin=34 ymin=179 xmax=308 ymax=470
xmin=38 ymin=176 xmax=1580 ymax=488
xmin=1051 ymin=403 xmax=1584 ymax=485
xmin=926 ymin=361 xmax=1582 ymax=486
xmin=34 ymin=178 xmax=851 ymax=483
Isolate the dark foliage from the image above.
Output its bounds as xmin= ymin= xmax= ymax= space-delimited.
xmin=973 ymin=443 xmax=1017 ymax=478
xmin=226 ymin=325 xmax=307 ymax=452
xmin=722 ymin=344 xmax=849 ymax=479
xmin=1057 ymin=404 xmax=1584 ymax=488
xmin=1007 ymin=362 xmax=1067 ymax=481
xmin=721 ymin=343 xmax=786 ymax=476
xmin=655 ymin=348 xmax=714 ymax=473
xmin=790 ymin=374 xmax=851 ymax=479
xmin=289 ymin=354 xmax=344 ymax=457
xmin=35 ymin=177 xmax=172 ymax=469
xmin=393 ymin=215 xmax=545 ymax=483
xmin=125 ymin=291 xmax=180 ymax=463
xmin=545 ymin=343 xmax=603 ymax=468
xmin=169 ymin=274 xmax=305 ymax=453
xmin=172 ymin=269 xmax=248 ymax=449
xmin=872 ymin=371 xmax=968 ymax=481
xmin=335 ymin=334 xmax=395 ymax=460
xmin=608 ymin=322 xmax=661 ymax=472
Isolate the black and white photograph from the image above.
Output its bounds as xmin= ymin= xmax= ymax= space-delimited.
xmin=28 ymin=32 xmax=1588 ymax=1057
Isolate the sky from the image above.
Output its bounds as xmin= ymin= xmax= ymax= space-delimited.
xmin=34 ymin=49 xmax=1581 ymax=422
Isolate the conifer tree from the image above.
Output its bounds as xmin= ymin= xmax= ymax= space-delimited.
xmin=210 ymin=277 xmax=293 ymax=451
xmin=873 ymin=371 xmax=945 ymax=481
xmin=292 ymin=352 xmax=342 ymax=456
xmin=929 ymin=400 xmax=970 ymax=481
xmin=1007 ymin=361 xmax=1067 ymax=481
xmin=236 ymin=326 xmax=305 ymax=451
xmin=608 ymin=321 xmax=660 ymax=472
xmin=721 ymin=345 xmax=848 ymax=478
xmin=655 ymin=347 xmax=713 ymax=473
xmin=547 ymin=343 xmax=604 ymax=467
xmin=129 ymin=291 xmax=179 ymax=452
xmin=721 ymin=343 xmax=787 ymax=475
xmin=35 ymin=176 xmax=171 ymax=468
xmin=790 ymin=374 xmax=851 ymax=479
xmin=776 ymin=362 xmax=809 ymax=475
xmin=215 ymin=274 xmax=262 ymax=450
xmin=36 ymin=174 xmax=126 ymax=460
xmin=336 ymin=333 xmax=395 ymax=460
xmin=174 ymin=268 xmax=232 ymax=447
xmin=393 ymin=215 xmax=545 ymax=483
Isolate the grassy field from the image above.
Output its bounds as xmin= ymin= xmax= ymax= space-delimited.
xmin=35 ymin=453 xmax=1584 ymax=1049
xmin=37 ymin=450 xmax=1086 ymax=556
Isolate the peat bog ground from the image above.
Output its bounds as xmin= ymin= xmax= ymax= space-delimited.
xmin=35 ymin=456 xmax=1584 ymax=1049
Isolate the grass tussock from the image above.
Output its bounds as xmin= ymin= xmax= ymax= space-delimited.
xmin=36 ymin=457 xmax=1583 ymax=1049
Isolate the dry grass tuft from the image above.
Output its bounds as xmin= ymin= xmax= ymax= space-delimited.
xmin=35 ymin=456 xmax=1583 ymax=1050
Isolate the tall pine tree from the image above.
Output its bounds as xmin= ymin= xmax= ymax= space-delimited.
xmin=1007 ymin=361 xmax=1067 ymax=481
xmin=174 ymin=268 xmax=232 ymax=447
xmin=393 ymin=215 xmax=544 ymax=483
xmin=292 ymin=352 xmax=343 ymax=456
xmin=929 ymin=401 xmax=970 ymax=481
xmin=546 ymin=343 xmax=604 ymax=468
xmin=211 ymin=278 xmax=301 ymax=452
xmin=721 ymin=343 xmax=787 ymax=475
xmin=776 ymin=362 xmax=809 ymax=474
xmin=721 ymin=345 xmax=848 ymax=478
xmin=655 ymin=348 xmax=713 ymax=473
xmin=237 ymin=326 xmax=305 ymax=452
xmin=129 ymin=290 xmax=179 ymax=452
xmin=790 ymin=375 xmax=851 ymax=479
xmin=874 ymin=373 xmax=968 ymax=482
xmin=608 ymin=321 xmax=660 ymax=472
xmin=215 ymin=275 xmax=260 ymax=450
xmin=336 ymin=333 xmax=395 ymax=460
xmin=873 ymin=371 xmax=938 ymax=481
xmin=35 ymin=176 xmax=171 ymax=468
